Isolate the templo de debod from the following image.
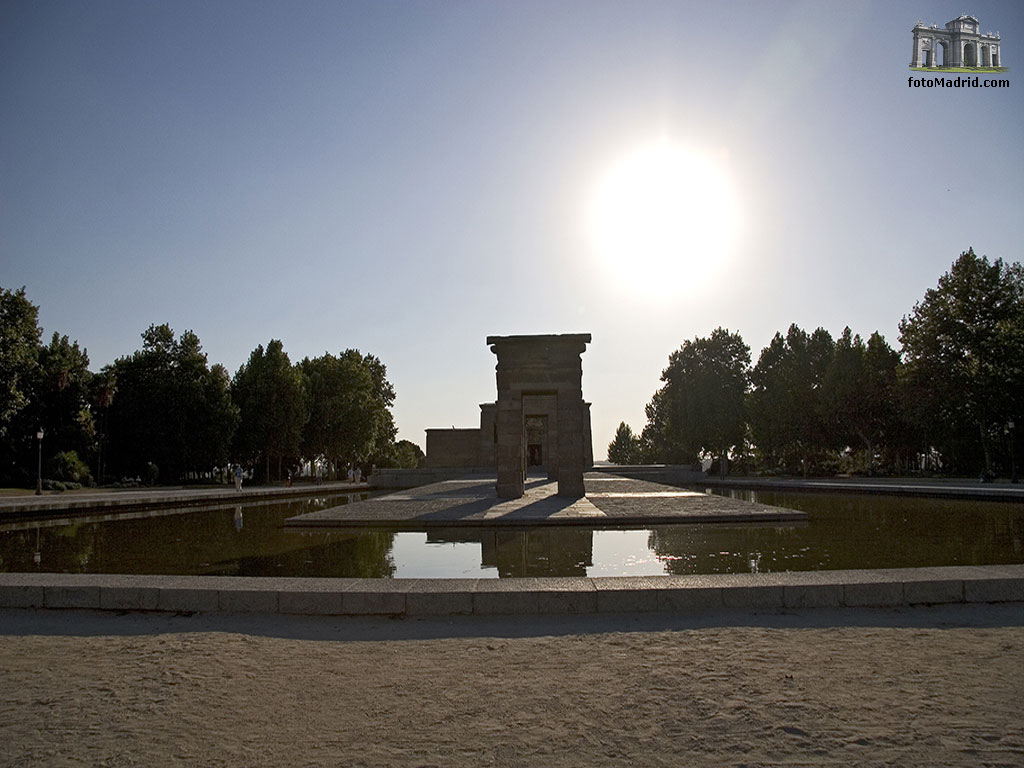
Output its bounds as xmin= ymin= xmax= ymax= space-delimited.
xmin=424 ymin=334 xmax=593 ymax=499
xmin=911 ymin=15 xmax=1002 ymax=69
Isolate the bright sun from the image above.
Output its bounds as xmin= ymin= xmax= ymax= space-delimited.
xmin=588 ymin=140 xmax=739 ymax=297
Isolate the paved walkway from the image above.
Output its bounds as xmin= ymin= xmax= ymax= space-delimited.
xmin=0 ymin=481 xmax=370 ymax=520
xmin=285 ymin=472 xmax=807 ymax=528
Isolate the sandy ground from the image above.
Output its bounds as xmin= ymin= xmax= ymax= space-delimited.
xmin=1 ymin=605 xmax=1023 ymax=767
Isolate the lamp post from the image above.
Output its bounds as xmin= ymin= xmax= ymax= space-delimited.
xmin=35 ymin=428 xmax=44 ymax=495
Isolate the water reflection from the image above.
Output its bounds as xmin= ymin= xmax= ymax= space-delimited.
xmin=425 ymin=528 xmax=595 ymax=577
xmin=0 ymin=490 xmax=1021 ymax=578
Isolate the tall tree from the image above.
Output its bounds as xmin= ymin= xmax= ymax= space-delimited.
xmin=748 ymin=324 xmax=834 ymax=473
xmin=0 ymin=286 xmax=41 ymax=482
xmin=90 ymin=368 xmax=117 ymax=483
xmin=641 ymin=328 xmax=750 ymax=470
xmin=107 ymin=324 xmax=238 ymax=482
xmin=33 ymin=332 xmax=95 ymax=471
xmin=300 ymin=349 xmax=396 ymax=476
xmin=899 ymin=248 xmax=1024 ymax=475
xmin=607 ymin=421 xmax=642 ymax=464
xmin=232 ymin=340 xmax=307 ymax=482
xmin=821 ymin=328 xmax=902 ymax=474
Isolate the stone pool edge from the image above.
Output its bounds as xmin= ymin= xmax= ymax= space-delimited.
xmin=1 ymin=565 xmax=1022 ymax=617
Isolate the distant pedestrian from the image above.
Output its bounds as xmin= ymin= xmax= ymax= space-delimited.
xmin=234 ymin=464 xmax=243 ymax=492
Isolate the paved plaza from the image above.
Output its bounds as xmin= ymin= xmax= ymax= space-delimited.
xmin=284 ymin=472 xmax=807 ymax=528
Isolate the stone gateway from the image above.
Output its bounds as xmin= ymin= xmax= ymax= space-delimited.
xmin=422 ymin=334 xmax=594 ymax=499
xmin=488 ymin=334 xmax=592 ymax=499
xmin=911 ymin=15 xmax=1001 ymax=69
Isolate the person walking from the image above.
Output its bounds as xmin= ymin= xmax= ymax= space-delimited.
xmin=234 ymin=464 xmax=243 ymax=492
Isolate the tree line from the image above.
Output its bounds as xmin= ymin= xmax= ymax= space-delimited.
xmin=0 ymin=293 xmax=423 ymax=487
xmin=609 ymin=249 xmax=1024 ymax=479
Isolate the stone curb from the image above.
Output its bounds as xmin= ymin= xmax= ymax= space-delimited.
xmin=2 ymin=565 xmax=1022 ymax=617
xmin=699 ymin=477 xmax=1024 ymax=502
xmin=0 ymin=484 xmax=370 ymax=520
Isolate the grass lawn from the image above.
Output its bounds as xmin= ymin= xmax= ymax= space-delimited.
xmin=910 ymin=66 xmax=1009 ymax=73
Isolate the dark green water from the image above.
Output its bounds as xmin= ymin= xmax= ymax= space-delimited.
xmin=1 ymin=489 xmax=1021 ymax=578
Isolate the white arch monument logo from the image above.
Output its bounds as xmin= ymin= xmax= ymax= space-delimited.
xmin=911 ymin=15 xmax=1004 ymax=70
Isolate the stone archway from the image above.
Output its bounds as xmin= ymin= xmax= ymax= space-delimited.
xmin=911 ymin=16 xmax=1001 ymax=69
xmin=963 ymin=41 xmax=978 ymax=67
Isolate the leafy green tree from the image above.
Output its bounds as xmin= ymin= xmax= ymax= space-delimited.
xmin=748 ymin=324 xmax=834 ymax=474
xmin=107 ymin=324 xmax=239 ymax=482
xmin=33 ymin=333 xmax=95 ymax=466
xmin=0 ymin=287 xmax=42 ymax=480
xmin=360 ymin=352 xmax=398 ymax=466
xmin=90 ymin=368 xmax=117 ymax=482
xmin=390 ymin=439 xmax=425 ymax=469
xmin=300 ymin=350 xmax=396 ymax=476
xmin=821 ymin=328 xmax=902 ymax=473
xmin=641 ymin=328 xmax=750 ymax=471
xmin=899 ymin=248 xmax=1024 ymax=475
xmin=607 ymin=421 xmax=642 ymax=464
xmin=232 ymin=340 xmax=307 ymax=482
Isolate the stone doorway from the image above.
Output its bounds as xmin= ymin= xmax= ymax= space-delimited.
xmin=527 ymin=444 xmax=542 ymax=467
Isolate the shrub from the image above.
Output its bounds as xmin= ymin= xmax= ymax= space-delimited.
xmin=41 ymin=479 xmax=82 ymax=492
xmin=46 ymin=451 xmax=93 ymax=486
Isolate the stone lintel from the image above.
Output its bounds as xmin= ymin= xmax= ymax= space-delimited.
xmin=486 ymin=333 xmax=592 ymax=347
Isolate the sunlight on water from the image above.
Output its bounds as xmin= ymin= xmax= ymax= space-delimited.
xmin=586 ymin=529 xmax=669 ymax=576
xmin=391 ymin=533 xmax=499 ymax=579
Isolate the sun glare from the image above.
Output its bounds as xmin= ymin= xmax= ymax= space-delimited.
xmin=588 ymin=140 xmax=739 ymax=297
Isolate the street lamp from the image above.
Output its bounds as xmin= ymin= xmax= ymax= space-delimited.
xmin=35 ymin=428 xmax=44 ymax=495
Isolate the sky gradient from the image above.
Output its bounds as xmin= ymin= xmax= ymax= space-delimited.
xmin=3 ymin=0 xmax=1022 ymax=458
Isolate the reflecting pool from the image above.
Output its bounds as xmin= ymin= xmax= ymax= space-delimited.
xmin=0 ymin=489 xmax=1021 ymax=578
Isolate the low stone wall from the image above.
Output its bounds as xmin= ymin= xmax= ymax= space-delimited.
xmin=591 ymin=464 xmax=706 ymax=485
xmin=369 ymin=467 xmax=494 ymax=489
xmin=2 ymin=565 xmax=1021 ymax=617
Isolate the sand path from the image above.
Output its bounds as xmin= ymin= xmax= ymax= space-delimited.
xmin=2 ymin=605 xmax=1022 ymax=767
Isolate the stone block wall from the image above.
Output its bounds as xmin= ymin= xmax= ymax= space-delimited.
xmin=424 ymin=429 xmax=482 ymax=468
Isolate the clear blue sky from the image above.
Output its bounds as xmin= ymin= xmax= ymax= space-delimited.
xmin=3 ymin=0 xmax=1022 ymax=458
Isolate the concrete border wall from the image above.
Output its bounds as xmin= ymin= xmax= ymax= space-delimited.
xmin=3 ymin=565 xmax=1021 ymax=617
xmin=592 ymin=465 xmax=706 ymax=485
xmin=369 ymin=468 xmax=494 ymax=489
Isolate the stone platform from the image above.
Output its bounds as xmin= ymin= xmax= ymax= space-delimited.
xmin=284 ymin=472 xmax=806 ymax=529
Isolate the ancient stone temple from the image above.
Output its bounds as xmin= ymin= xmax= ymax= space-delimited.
xmin=422 ymin=333 xmax=593 ymax=498
xmin=911 ymin=15 xmax=1001 ymax=68
xmin=488 ymin=334 xmax=592 ymax=499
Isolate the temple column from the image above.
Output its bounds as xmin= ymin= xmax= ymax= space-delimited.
xmin=494 ymin=393 xmax=524 ymax=498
